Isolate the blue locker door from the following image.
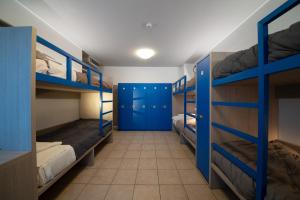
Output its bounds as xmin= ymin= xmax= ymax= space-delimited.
xmin=159 ymin=84 xmax=172 ymax=130
xmin=118 ymin=84 xmax=133 ymax=130
xmin=132 ymin=84 xmax=147 ymax=130
xmin=146 ymin=84 xmax=160 ymax=130
xmin=196 ymin=56 xmax=210 ymax=181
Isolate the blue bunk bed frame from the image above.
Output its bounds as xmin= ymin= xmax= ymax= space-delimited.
xmin=36 ymin=36 xmax=113 ymax=135
xmin=211 ymin=1 xmax=300 ymax=199
xmin=173 ymin=76 xmax=196 ymax=134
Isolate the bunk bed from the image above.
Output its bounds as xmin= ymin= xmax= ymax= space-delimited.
xmin=173 ymin=75 xmax=197 ymax=148
xmin=34 ymin=36 xmax=113 ymax=195
xmin=210 ymin=1 xmax=300 ymax=200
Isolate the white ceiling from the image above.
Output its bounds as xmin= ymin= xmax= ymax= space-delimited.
xmin=19 ymin=0 xmax=268 ymax=66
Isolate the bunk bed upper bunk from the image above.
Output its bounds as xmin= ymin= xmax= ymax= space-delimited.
xmin=173 ymin=75 xmax=196 ymax=147
xmin=210 ymin=1 xmax=300 ymax=200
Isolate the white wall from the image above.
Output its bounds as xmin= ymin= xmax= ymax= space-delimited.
xmin=279 ymin=99 xmax=300 ymax=145
xmin=182 ymin=63 xmax=195 ymax=81
xmin=0 ymin=0 xmax=84 ymax=129
xmin=101 ymin=66 xmax=182 ymax=84
xmin=213 ymin=0 xmax=300 ymax=52
xmin=36 ymin=98 xmax=80 ymax=130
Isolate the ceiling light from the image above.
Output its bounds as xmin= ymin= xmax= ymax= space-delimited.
xmin=135 ymin=48 xmax=156 ymax=60
xmin=136 ymin=48 xmax=155 ymax=59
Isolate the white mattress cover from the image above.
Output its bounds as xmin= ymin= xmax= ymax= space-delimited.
xmin=37 ymin=144 xmax=76 ymax=187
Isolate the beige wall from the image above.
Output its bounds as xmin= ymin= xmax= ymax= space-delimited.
xmin=80 ymin=92 xmax=113 ymax=121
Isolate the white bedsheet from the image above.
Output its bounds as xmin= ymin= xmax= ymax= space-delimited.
xmin=37 ymin=144 xmax=76 ymax=187
xmin=36 ymin=141 xmax=62 ymax=153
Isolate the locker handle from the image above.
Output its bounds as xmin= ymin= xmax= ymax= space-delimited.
xmin=198 ymin=115 xmax=204 ymax=120
xmin=121 ymin=105 xmax=125 ymax=109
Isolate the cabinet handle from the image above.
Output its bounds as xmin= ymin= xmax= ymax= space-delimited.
xmin=154 ymin=86 xmax=157 ymax=90
xmin=163 ymin=105 xmax=167 ymax=109
xmin=121 ymin=105 xmax=125 ymax=109
xmin=153 ymin=105 xmax=156 ymax=109
xmin=198 ymin=115 xmax=204 ymax=119
xmin=142 ymin=105 xmax=146 ymax=109
xmin=122 ymin=87 xmax=125 ymax=90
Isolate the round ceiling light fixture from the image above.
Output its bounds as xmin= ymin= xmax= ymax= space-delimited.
xmin=135 ymin=48 xmax=156 ymax=60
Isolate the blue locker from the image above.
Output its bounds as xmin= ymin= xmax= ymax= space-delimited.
xmin=159 ymin=84 xmax=172 ymax=130
xmin=118 ymin=83 xmax=172 ymax=131
xmin=132 ymin=84 xmax=147 ymax=130
xmin=118 ymin=84 xmax=133 ymax=130
xmin=196 ymin=56 xmax=210 ymax=181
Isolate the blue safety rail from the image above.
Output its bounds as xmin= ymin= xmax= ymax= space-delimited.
xmin=211 ymin=1 xmax=300 ymax=199
xmin=36 ymin=36 xmax=113 ymax=136
xmin=100 ymin=86 xmax=113 ymax=134
xmin=173 ymin=75 xmax=196 ymax=134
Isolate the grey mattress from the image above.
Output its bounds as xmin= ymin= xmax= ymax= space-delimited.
xmin=212 ymin=140 xmax=300 ymax=200
xmin=37 ymin=119 xmax=112 ymax=159
xmin=213 ymin=21 xmax=300 ymax=79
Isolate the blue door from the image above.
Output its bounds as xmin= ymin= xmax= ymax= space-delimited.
xmin=146 ymin=84 xmax=160 ymax=130
xmin=196 ymin=56 xmax=210 ymax=181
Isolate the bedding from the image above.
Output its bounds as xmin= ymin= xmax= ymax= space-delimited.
xmin=172 ymin=114 xmax=196 ymax=145
xmin=36 ymin=142 xmax=62 ymax=153
xmin=213 ymin=21 xmax=300 ymax=79
xmin=37 ymin=119 xmax=112 ymax=159
xmin=212 ymin=140 xmax=300 ymax=200
xmin=37 ymin=144 xmax=76 ymax=186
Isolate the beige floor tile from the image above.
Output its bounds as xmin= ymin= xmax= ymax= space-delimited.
xmin=158 ymin=170 xmax=181 ymax=184
xmin=113 ymin=144 xmax=129 ymax=150
xmin=71 ymin=168 xmax=97 ymax=184
xmin=155 ymin=144 xmax=169 ymax=150
xmin=120 ymin=158 xmax=139 ymax=169
xmin=124 ymin=150 xmax=141 ymax=158
xmin=157 ymin=158 xmax=176 ymax=169
xmin=174 ymin=159 xmax=195 ymax=169
xmin=140 ymin=150 xmax=156 ymax=158
xmin=112 ymin=169 xmax=137 ymax=184
xmin=77 ymin=184 xmax=109 ymax=200
xmin=128 ymin=144 xmax=142 ymax=150
xmin=156 ymin=150 xmax=172 ymax=158
xmin=100 ymin=158 xmax=122 ymax=169
xmin=160 ymin=185 xmax=188 ymax=200
xmin=56 ymin=183 xmax=85 ymax=200
xmin=107 ymin=150 xmax=126 ymax=158
xmin=136 ymin=170 xmax=158 ymax=184
xmin=171 ymin=150 xmax=188 ymax=158
xmin=105 ymin=185 xmax=134 ymax=200
xmin=178 ymin=170 xmax=207 ymax=184
xmin=138 ymin=158 xmax=157 ymax=169
xmin=184 ymin=185 xmax=216 ymax=200
xmin=133 ymin=185 xmax=160 ymax=200
xmin=142 ymin=144 xmax=155 ymax=150
xmin=89 ymin=169 xmax=117 ymax=184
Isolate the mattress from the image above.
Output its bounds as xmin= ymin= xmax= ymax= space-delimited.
xmin=172 ymin=114 xmax=196 ymax=145
xmin=212 ymin=140 xmax=300 ymax=200
xmin=37 ymin=119 xmax=112 ymax=159
xmin=37 ymin=143 xmax=76 ymax=187
xmin=213 ymin=21 xmax=300 ymax=79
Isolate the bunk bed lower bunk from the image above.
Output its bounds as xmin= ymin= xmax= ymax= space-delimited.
xmin=36 ymin=119 xmax=112 ymax=187
xmin=210 ymin=1 xmax=300 ymax=200
xmin=173 ymin=114 xmax=196 ymax=147
xmin=212 ymin=140 xmax=300 ymax=200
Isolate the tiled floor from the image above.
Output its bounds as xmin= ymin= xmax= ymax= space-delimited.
xmin=40 ymin=131 xmax=234 ymax=200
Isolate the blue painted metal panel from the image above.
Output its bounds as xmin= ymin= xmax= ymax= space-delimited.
xmin=212 ymin=143 xmax=257 ymax=180
xmin=118 ymin=83 xmax=172 ymax=131
xmin=264 ymin=53 xmax=300 ymax=75
xmin=212 ymin=101 xmax=258 ymax=108
xmin=212 ymin=122 xmax=258 ymax=144
xmin=212 ymin=67 xmax=258 ymax=87
xmin=196 ymin=56 xmax=210 ymax=181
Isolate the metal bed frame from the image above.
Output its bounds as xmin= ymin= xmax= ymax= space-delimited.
xmin=211 ymin=1 xmax=300 ymax=199
xmin=36 ymin=36 xmax=113 ymax=135
xmin=173 ymin=75 xmax=196 ymax=135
